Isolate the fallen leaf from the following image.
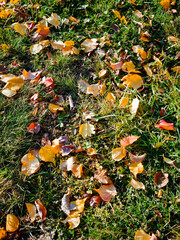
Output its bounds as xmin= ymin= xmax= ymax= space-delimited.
xmin=47 ymin=13 xmax=61 ymax=27
xmin=137 ymin=49 xmax=147 ymax=59
xmin=1 ymin=89 xmax=17 ymax=97
xmin=160 ymin=0 xmax=171 ymax=11
xmin=28 ymin=122 xmax=40 ymax=134
xmin=122 ymin=74 xmax=143 ymax=89
xmin=155 ymin=119 xmax=175 ymax=131
xmin=0 ymin=228 xmax=7 ymax=239
xmin=13 ymin=22 xmax=28 ymax=35
xmin=37 ymin=25 xmax=49 ymax=35
xmin=35 ymin=199 xmax=47 ymax=221
xmin=69 ymin=16 xmax=80 ymax=24
xmin=60 ymin=157 xmax=76 ymax=171
xmin=61 ymin=188 xmax=71 ymax=215
xmin=6 ymin=214 xmax=19 ymax=232
xmin=112 ymin=9 xmax=121 ymax=20
xmin=68 ymin=198 xmax=87 ymax=218
xmin=110 ymin=61 xmax=123 ymax=70
xmin=157 ymin=189 xmax=162 ymax=198
xmin=62 ymin=216 xmax=80 ymax=229
xmin=144 ymin=64 xmax=153 ymax=77
xmin=94 ymin=184 xmax=117 ymax=202
xmin=79 ymin=122 xmax=95 ymax=138
xmin=51 ymin=40 xmax=65 ymax=49
xmin=87 ymin=148 xmax=97 ymax=156
xmin=154 ymin=172 xmax=169 ymax=188
xmin=30 ymin=44 xmax=44 ymax=54
xmin=21 ymin=150 xmax=41 ymax=176
xmin=99 ymin=69 xmax=107 ymax=78
xmin=163 ymin=155 xmax=175 ymax=165
xmin=40 ymin=76 xmax=55 ymax=88
xmin=48 ymin=103 xmax=64 ymax=114
xmin=129 ymin=98 xmax=139 ymax=115
xmin=25 ymin=203 xmax=36 ymax=222
xmin=171 ymin=66 xmax=180 ymax=73
xmin=119 ymin=97 xmax=129 ymax=107
xmin=94 ymin=169 xmax=112 ymax=184
xmin=130 ymin=178 xmax=145 ymax=189
xmin=39 ymin=145 xmax=56 ymax=165
xmin=112 ymin=147 xmax=126 ymax=161
xmin=122 ymin=62 xmax=136 ymax=73
xmin=81 ymin=39 xmax=98 ymax=53
xmin=120 ymin=135 xmax=139 ymax=148
xmin=129 ymin=153 xmax=146 ymax=163
xmin=23 ymin=69 xmax=41 ymax=81
xmin=72 ymin=164 xmax=83 ymax=178
xmin=106 ymin=92 xmax=116 ymax=103
xmin=129 ymin=162 xmax=144 ymax=178
xmin=168 ymin=36 xmax=178 ymax=43
xmin=134 ymin=229 xmax=151 ymax=240
xmin=90 ymin=196 xmax=102 ymax=207
xmin=61 ymin=145 xmax=74 ymax=156
xmin=0 ymin=9 xmax=14 ymax=19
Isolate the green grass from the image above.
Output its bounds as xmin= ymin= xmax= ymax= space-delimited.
xmin=0 ymin=0 xmax=180 ymax=239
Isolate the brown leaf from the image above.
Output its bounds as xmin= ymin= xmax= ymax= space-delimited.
xmin=154 ymin=172 xmax=169 ymax=188
xmin=129 ymin=153 xmax=146 ymax=163
xmin=90 ymin=196 xmax=102 ymax=207
xmin=94 ymin=169 xmax=112 ymax=184
xmin=25 ymin=203 xmax=36 ymax=222
xmin=35 ymin=199 xmax=47 ymax=221
xmin=6 ymin=214 xmax=19 ymax=232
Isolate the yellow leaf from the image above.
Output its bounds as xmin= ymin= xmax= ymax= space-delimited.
xmin=129 ymin=98 xmax=139 ymax=115
xmin=1 ymin=43 xmax=9 ymax=51
xmin=0 ymin=9 xmax=14 ymax=19
xmin=143 ymin=64 xmax=153 ymax=77
xmin=112 ymin=147 xmax=126 ymax=161
xmin=79 ymin=122 xmax=95 ymax=138
xmin=168 ymin=36 xmax=178 ymax=43
xmin=47 ymin=13 xmax=61 ymax=27
xmin=65 ymin=40 xmax=74 ymax=47
xmin=130 ymin=178 xmax=145 ymax=190
xmin=6 ymin=214 xmax=19 ymax=232
xmin=137 ymin=49 xmax=147 ymax=59
xmin=10 ymin=0 xmax=19 ymax=4
xmin=48 ymin=103 xmax=64 ymax=113
xmin=39 ymin=145 xmax=56 ymax=165
xmin=134 ymin=230 xmax=151 ymax=240
xmin=25 ymin=203 xmax=36 ymax=222
xmin=122 ymin=62 xmax=136 ymax=73
xmin=86 ymin=84 xmax=99 ymax=97
xmin=171 ymin=66 xmax=180 ymax=73
xmin=160 ymin=0 xmax=171 ymax=10
xmin=62 ymin=216 xmax=81 ymax=229
xmin=21 ymin=150 xmax=41 ymax=176
xmin=129 ymin=162 xmax=144 ymax=178
xmin=122 ymin=74 xmax=143 ymax=89
xmin=13 ymin=22 xmax=28 ymax=35
xmin=0 ymin=228 xmax=7 ymax=239
xmin=119 ymin=97 xmax=129 ymax=107
xmin=72 ymin=164 xmax=83 ymax=178
xmin=69 ymin=16 xmax=80 ymax=24
xmin=106 ymin=92 xmax=116 ymax=103
xmin=121 ymin=16 xmax=128 ymax=24
xmin=5 ymin=76 xmax=24 ymax=91
xmin=112 ymin=9 xmax=121 ymax=20
xmin=69 ymin=199 xmax=86 ymax=218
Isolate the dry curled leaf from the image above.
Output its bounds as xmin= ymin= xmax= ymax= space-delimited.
xmin=6 ymin=214 xmax=19 ymax=232
xmin=155 ymin=119 xmax=175 ymax=131
xmin=47 ymin=13 xmax=61 ymax=27
xmin=129 ymin=153 xmax=146 ymax=163
xmin=120 ymin=135 xmax=139 ymax=148
xmin=61 ymin=188 xmax=71 ymax=215
xmin=154 ymin=172 xmax=169 ymax=188
xmin=94 ymin=169 xmax=112 ymax=184
xmin=90 ymin=196 xmax=102 ymax=207
xmin=94 ymin=184 xmax=117 ymax=202
xmin=163 ymin=155 xmax=175 ymax=165
xmin=112 ymin=147 xmax=126 ymax=161
xmin=129 ymin=162 xmax=144 ymax=178
xmin=62 ymin=216 xmax=80 ymax=229
xmin=25 ymin=203 xmax=36 ymax=222
xmin=21 ymin=150 xmax=41 ymax=176
xmin=39 ymin=145 xmax=56 ymax=165
xmin=35 ymin=199 xmax=47 ymax=221
xmin=79 ymin=122 xmax=95 ymax=138
xmin=130 ymin=178 xmax=145 ymax=190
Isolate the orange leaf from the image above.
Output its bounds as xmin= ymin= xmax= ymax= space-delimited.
xmin=129 ymin=153 xmax=146 ymax=163
xmin=112 ymin=9 xmax=121 ymax=20
xmin=37 ymin=25 xmax=49 ymax=35
xmin=122 ymin=74 xmax=143 ymax=89
xmin=120 ymin=135 xmax=139 ymax=148
xmin=28 ymin=122 xmax=40 ymax=134
xmin=155 ymin=119 xmax=175 ymax=131
xmin=6 ymin=214 xmax=19 ymax=232
xmin=160 ymin=0 xmax=171 ymax=10
xmin=39 ymin=145 xmax=56 ymax=165
xmin=0 ymin=228 xmax=7 ymax=239
xmin=35 ymin=199 xmax=47 ymax=221
xmin=129 ymin=162 xmax=144 ymax=178
xmin=134 ymin=230 xmax=151 ymax=240
xmin=21 ymin=150 xmax=41 ymax=176
xmin=25 ymin=203 xmax=36 ymax=222
xmin=94 ymin=184 xmax=117 ymax=202
xmin=171 ymin=66 xmax=180 ymax=73
xmin=119 ymin=97 xmax=129 ymax=107
xmin=106 ymin=92 xmax=116 ymax=103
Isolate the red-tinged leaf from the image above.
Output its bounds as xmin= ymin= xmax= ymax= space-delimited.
xmin=90 ymin=196 xmax=102 ymax=207
xmin=23 ymin=69 xmax=41 ymax=80
xmin=28 ymin=122 xmax=40 ymax=134
xmin=120 ymin=135 xmax=139 ymax=148
xmin=94 ymin=184 xmax=117 ymax=202
xmin=129 ymin=153 xmax=146 ymax=163
xmin=110 ymin=61 xmax=123 ymax=70
xmin=35 ymin=199 xmax=47 ymax=221
xmin=40 ymin=77 xmax=55 ymax=88
xmin=154 ymin=172 xmax=169 ymax=188
xmin=155 ymin=119 xmax=175 ymax=131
